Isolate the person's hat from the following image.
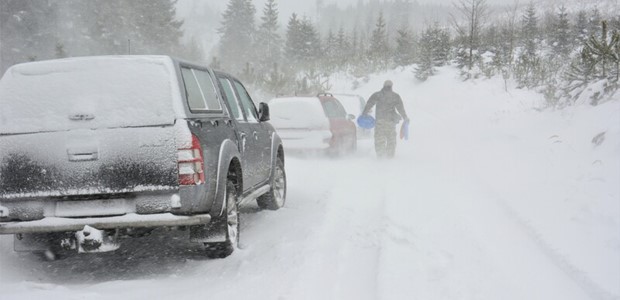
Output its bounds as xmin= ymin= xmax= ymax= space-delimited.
xmin=383 ymin=80 xmax=393 ymax=88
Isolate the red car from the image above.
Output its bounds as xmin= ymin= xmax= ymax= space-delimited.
xmin=268 ymin=93 xmax=357 ymax=154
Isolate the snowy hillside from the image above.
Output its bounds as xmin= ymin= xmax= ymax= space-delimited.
xmin=0 ymin=65 xmax=618 ymax=300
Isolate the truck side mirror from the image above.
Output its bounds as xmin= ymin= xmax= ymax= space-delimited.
xmin=258 ymin=102 xmax=270 ymax=122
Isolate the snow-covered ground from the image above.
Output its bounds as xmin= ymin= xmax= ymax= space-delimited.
xmin=0 ymin=66 xmax=618 ymax=300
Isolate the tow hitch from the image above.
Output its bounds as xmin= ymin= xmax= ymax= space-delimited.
xmin=62 ymin=225 xmax=120 ymax=253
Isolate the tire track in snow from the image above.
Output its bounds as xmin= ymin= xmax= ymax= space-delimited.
xmin=274 ymin=157 xmax=387 ymax=299
xmin=465 ymin=145 xmax=617 ymax=300
xmin=326 ymin=164 xmax=387 ymax=300
xmin=494 ymin=197 xmax=619 ymax=300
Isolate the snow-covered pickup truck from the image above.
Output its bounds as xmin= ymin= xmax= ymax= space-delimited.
xmin=0 ymin=56 xmax=286 ymax=259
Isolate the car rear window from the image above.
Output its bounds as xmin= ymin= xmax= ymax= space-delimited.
xmin=322 ymin=99 xmax=346 ymax=118
xmin=0 ymin=57 xmax=178 ymax=134
xmin=268 ymin=97 xmax=330 ymax=129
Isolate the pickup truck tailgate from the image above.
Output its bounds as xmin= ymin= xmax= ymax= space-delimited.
xmin=0 ymin=126 xmax=178 ymax=199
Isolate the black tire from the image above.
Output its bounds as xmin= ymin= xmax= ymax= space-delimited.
xmin=257 ymin=158 xmax=286 ymax=210
xmin=204 ymin=179 xmax=239 ymax=258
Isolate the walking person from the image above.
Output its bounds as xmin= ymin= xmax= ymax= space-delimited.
xmin=361 ymin=80 xmax=409 ymax=158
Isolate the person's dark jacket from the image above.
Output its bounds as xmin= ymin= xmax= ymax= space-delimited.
xmin=362 ymin=86 xmax=408 ymax=124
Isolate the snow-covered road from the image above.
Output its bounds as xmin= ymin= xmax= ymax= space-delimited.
xmin=1 ymin=67 xmax=618 ymax=300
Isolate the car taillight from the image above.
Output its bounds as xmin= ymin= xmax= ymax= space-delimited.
xmin=178 ymin=134 xmax=205 ymax=185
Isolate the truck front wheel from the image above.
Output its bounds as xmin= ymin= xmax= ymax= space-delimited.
xmin=257 ymin=158 xmax=286 ymax=210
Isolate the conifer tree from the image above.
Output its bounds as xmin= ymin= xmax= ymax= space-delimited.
xmin=564 ymin=21 xmax=619 ymax=104
xmin=285 ymin=15 xmax=320 ymax=72
xmin=394 ymin=22 xmax=415 ymax=67
xmin=285 ymin=13 xmax=302 ymax=69
xmin=369 ymin=11 xmax=390 ymax=70
xmin=254 ymin=0 xmax=282 ymax=80
xmin=323 ymin=30 xmax=339 ymax=72
xmin=415 ymin=23 xmax=451 ymax=80
xmin=415 ymin=27 xmax=435 ymax=81
xmin=335 ymin=26 xmax=351 ymax=69
xmin=574 ymin=10 xmax=589 ymax=43
xmin=218 ymin=0 xmax=256 ymax=73
xmin=129 ymin=0 xmax=184 ymax=55
xmin=551 ymin=5 xmax=571 ymax=57
xmin=433 ymin=25 xmax=451 ymax=67
xmin=298 ymin=17 xmax=322 ymax=68
xmin=587 ymin=7 xmax=602 ymax=35
xmin=584 ymin=21 xmax=619 ymax=79
xmin=521 ymin=2 xmax=539 ymax=57
xmin=350 ymin=29 xmax=361 ymax=67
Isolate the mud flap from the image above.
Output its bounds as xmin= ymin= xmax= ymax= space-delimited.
xmin=189 ymin=219 xmax=226 ymax=243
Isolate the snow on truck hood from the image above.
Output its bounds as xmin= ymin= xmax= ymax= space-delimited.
xmin=0 ymin=56 xmax=186 ymax=134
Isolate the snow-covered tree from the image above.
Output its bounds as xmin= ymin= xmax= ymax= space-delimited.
xmin=584 ymin=21 xmax=619 ymax=80
xmin=415 ymin=23 xmax=450 ymax=81
xmin=451 ymin=0 xmax=488 ymax=71
xmin=564 ymin=21 xmax=619 ymax=105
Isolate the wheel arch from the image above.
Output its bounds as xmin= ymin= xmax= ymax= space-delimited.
xmin=210 ymin=139 xmax=242 ymax=218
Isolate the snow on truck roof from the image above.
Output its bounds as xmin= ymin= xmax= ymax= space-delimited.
xmin=0 ymin=56 xmax=187 ymax=134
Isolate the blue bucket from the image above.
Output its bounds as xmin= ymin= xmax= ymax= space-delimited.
xmin=357 ymin=115 xmax=375 ymax=129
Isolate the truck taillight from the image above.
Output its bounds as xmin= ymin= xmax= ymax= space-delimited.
xmin=178 ymin=134 xmax=205 ymax=185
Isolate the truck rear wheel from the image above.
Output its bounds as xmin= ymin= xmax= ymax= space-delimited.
xmin=257 ymin=158 xmax=286 ymax=210
xmin=204 ymin=179 xmax=239 ymax=258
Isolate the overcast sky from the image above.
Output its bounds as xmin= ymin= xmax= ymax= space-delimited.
xmin=177 ymin=0 xmax=613 ymax=31
xmin=198 ymin=0 xmax=597 ymax=20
